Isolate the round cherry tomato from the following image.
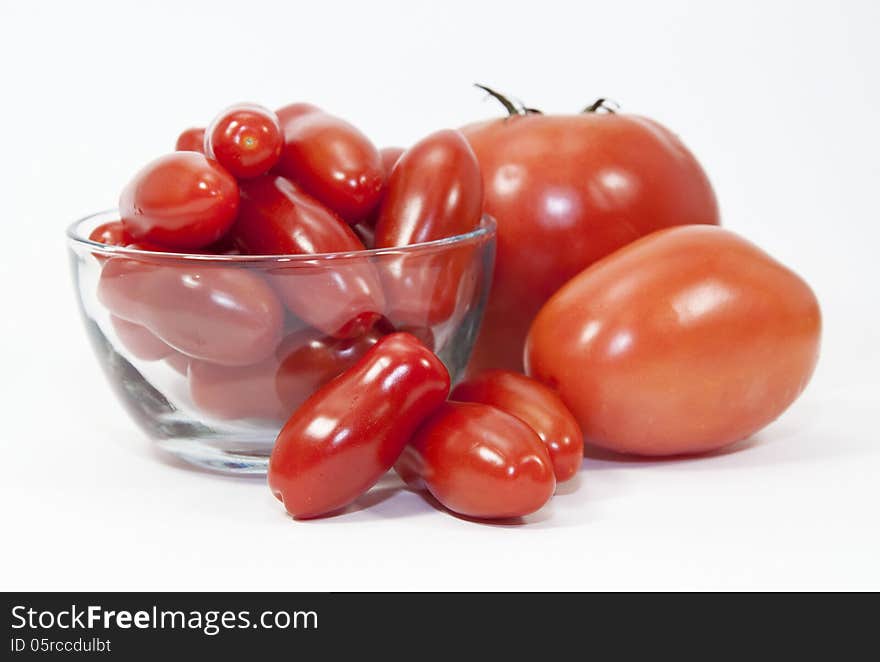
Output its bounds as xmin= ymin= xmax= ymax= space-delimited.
xmin=205 ymin=104 xmax=282 ymax=179
xmin=269 ymin=333 xmax=450 ymax=519
xmin=451 ymin=370 xmax=583 ymax=481
xmin=395 ymin=401 xmax=556 ymax=519
xmin=525 ymin=225 xmax=822 ymax=456
xmin=110 ymin=316 xmax=175 ymax=361
xmin=119 ymin=152 xmax=239 ymax=250
xmin=462 ymin=88 xmax=720 ymax=373
xmin=275 ymin=104 xmax=383 ymax=222
xmin=89 ymin=221 xmax=130 ymax=247
xmin=98 ymin=257 xmax=284 ymax=366
xmin=175 ymin=127 xmax=205 ymax=153
xmin=234 ymin=174 xmax=385 ymax=338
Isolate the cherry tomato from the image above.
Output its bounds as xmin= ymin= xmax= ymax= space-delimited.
xmin=379 ymin=146 xmax=404 ymax=178
xmin=269 ymin=333 xmax=450 ymax=519
xmin=110 ymin=316 xmax=175 ymax=361
xmin=359 ymin=146 xmax=407 ymax=235
xmin=120 ymin=152 xmax=239 ymax=250
xmin=234 ymin=174 xmax=385 ymax=338
xmin=451 ymin=370 xmax=583 ymax=482
xmin=175 ymin=127 xmax=205 ymax=153
xmin=98 ymin=257 xmax=284 ymax=366
xmin=205 ymin=104 xmax=282 ymax=179
xmin=395 ymin=402 xmax=555 ymax=519
xmin=525 ymin=226 xmax=822 ymax=456
xmin=462 ymin=88 xmax=720 ymax=373
xmin=164 ymin=351 xmax=190 ymax=376
xmin=188 ymin=355 xmax=286 ymax=421
xmin=275 ymin=104 xmax=383 ymax=222
xmin=89 ymin=221 xmax=130 ymax=247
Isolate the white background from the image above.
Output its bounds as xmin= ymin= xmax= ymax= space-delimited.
xmin=1 ymin=0 xmax=878 ymax=591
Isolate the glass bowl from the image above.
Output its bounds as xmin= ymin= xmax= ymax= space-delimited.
xmin=68 ymin=211 xmax=496 ymax=474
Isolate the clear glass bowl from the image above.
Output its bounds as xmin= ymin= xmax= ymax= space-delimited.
xmin=68 ymin=211 xmax=496 ymax=474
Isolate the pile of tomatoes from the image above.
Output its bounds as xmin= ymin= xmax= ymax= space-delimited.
xmin=89 ymin=87 xmax=822 ymax=522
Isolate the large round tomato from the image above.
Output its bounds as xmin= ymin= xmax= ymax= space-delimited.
xmin=525 ymin=226 xmax=821 ymax=457
xmin=462 ymin=88 xmax=720 ymax=373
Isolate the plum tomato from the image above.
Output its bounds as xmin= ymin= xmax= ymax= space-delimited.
xmin=395 ymin=401 xmax=556 ymax=519
xmin=205 ymin=104 xmax=282 ymax=179
xmin=275 ymin=104 xmax=383 ymax=222
xmin=188 ymin=355 xmax=286 ymax=422
xmin=89 ymin=221 xmax=130 ymax=247
xmin=269 ymin=333 xmax=450 ymax=519
xmin=175 ymin=127 xmax=206 ymax=153
xmin=379 ymin=146 xmax=405 ymax=177
xmin=234 ymin=174 xmax=385 ymax=338
xmin=110 ymin=316 xmax=176 ymax=361
xmin=525 ymin=225 xmax=822 ymax=456
xmin=119 ymin=152 xmax=239 ymax=250
xmin=451 ymin=370 xmax=583 ymax=482
xmin=98 ymin=257 xmax=284 ymax=366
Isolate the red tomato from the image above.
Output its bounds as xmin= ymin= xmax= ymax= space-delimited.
xmin=373 ymin=130 xmax=482 ymax=327
xmin=120 ymin=152 xmax=239 ymax=250
xmin=359 ymin=146 xmax=406 ymax=234
xmin=525 ymin=226 xmax=822 ymax=456
xmin=234 ymin=174 xmax=385 ymax=338
xmin=395 ymin=402 xmax=555 ymax=519
xmin=110 ymin=316 xmax=175 ymax=361
xmin=98 ymin=257 xmax=284 ymax=366
xmin=175 ymin=127 xmax=205 ymax=153
xmin=188 ymin=355 xmax=286 ymax=421
xmin=164 ymin=351 xmax=190 ymax=376
xmin=274 ymin=325 xmax=387 ymax=413
xmin=451 ymin=370 xmax=583 ymax=482
xmin=205 ymin=104 xmax=282 ymax=179
xmin=379 ymin=146 xmax=405 ymax=177
xmin=89 ymin=221 xmax=130 ymax=247
xmin=269 ymin=333 xmax=450 ymax=519
xmin=275 ymin=104 xmax=383 ymax=222
xmin=462 ymin=88 xmax=719 ymax=373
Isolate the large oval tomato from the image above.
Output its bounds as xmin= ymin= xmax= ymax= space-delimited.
xmin=269 ymin=333 xmax=450 ymax=519
xmin=462 ymin=89 xmax=720 ymax=373
xmin=119 ymin=152 xmax=239 ymax=250
xmin=525 ymin=226 xmax=821 ymax=456
xmin=275 ymin=104 xmax=383 ymax=222
xmin=395 ymin=401 xmax=556 ymax=519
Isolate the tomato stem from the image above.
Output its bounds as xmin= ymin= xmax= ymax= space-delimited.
xmin=582 ymin=98 xmax=620 ymax=114
xmin=474 ymin=83 xmax=538 ymax=116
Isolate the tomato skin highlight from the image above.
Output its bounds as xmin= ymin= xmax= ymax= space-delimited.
xmin=525 ymin=225 xmax=822 ymax=456
xmin=451 ymin=370 xmax=583 ymax=482
xmin=119 ymin=152 xmax=239 ymax=250
xmin=175 ymin=127 xmax=205 ymax=153
xmin=233 ymin=174 xmax=385 ymax=338
xmin=98 ymin=258 xmax=284 ymax=367
xmin=395 ymin=401 xmax=556 ymax=519
xmin=462 ymin=111 xmax=720 ymax=373
xmin=275 ymin=104 xmax=383 ymax=222
xmin=269 ymin=333 xmax=450 ymax=519
xmin=205 ymin=104 xmax=282 ymax=179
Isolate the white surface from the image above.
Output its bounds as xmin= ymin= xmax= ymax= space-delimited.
xmin=1 ymin=0 xmax=879 ymax=591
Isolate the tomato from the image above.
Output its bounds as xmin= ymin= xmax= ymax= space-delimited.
xmin=205 ymin=104 xmax=282 ymax=179
xmin=119 ymin=152 xmax=239 ymax=250
xmin=379 ymin=146 xmax=405 ymax=178
xmin=451 ymin=370 xmax=583 ymax=481
xmin=274 ymin=325 xmax=387 ymax=413
xmin=525 ymin=225 xmax=822 ymax=456
xmin=175 ymin=127 xmax=205 ymax=153
xmin=269 ymin=333 xmax=450 ymax=519
xmin=275 ymin=104 xmax=383 ymax=222
xmin=89 ymin=221 xmax=130 ymax=247
xmin=373 ymin=130 xmax=482 ymax=327
xmin=234 ymin=174 xmax=385 ymax=338
xmin=462 ymin=87 xmax=720 ymax=373
xmin=164 ymin=351 xmax=190 ymax=376
xmin=110 ymin=316 xmax=175 ymax=361
xmin=395 ymin=402 xmax=555 ymax=519
xmin=98 ymin=257 xmax=284 ymax=366
xmin=188 ymin=355 xmax=286 ymax=422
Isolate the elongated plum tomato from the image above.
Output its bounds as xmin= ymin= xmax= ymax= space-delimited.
xmin=462 ymin=90 xmax=719 ymax=374
xmin=119 ymin=152 xmax=239 ymax=250
xmin=269 ymin=333 xmax=450 ymax=519
xmin=373 ymin=129 xmax=483 ymax=327
xmin=275 ymin=103 xmax=383 ymax=222
xmin=110 ymin=316 xmax=175 ymax=361
xmin=205 ymin=104 xmax=282 ymax=179
xmin=233 ymin=174 xmax=385 ymax=338
xmin=175 ymin=127 xmax=205 ymax=153
xmin=379 ymin=146 xmax=405 ymax=175
xmin=525 ymin=225 xmax=822 ymax=456
xmin=395 ymin=402 xmax=556 ymax=519
xmin=89 ymin=221 xmax=130 ymax=247
xmin=98 ymin=257 xmax=284 ymax=366
xmin=451 ymin=370 xmax=583 ymax=482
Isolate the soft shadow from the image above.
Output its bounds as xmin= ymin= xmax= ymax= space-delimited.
xmin=581 ymin=435 xmax=763 ymax=470
xmin=554 ymin=470 xmax=584 ymax=495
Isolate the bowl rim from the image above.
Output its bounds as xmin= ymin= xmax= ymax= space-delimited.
xmin=67 ymin=209 xmax=496 ymax=262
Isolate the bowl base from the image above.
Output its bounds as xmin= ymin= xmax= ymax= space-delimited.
xmin=157 ymin=438 xmax=271 ymax=474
